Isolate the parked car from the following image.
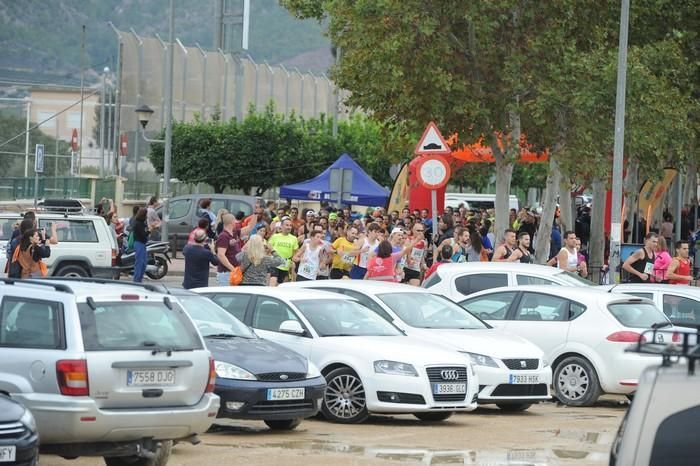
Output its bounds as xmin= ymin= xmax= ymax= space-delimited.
xmin=444 ymin=193 xmax=520 ymax=212
xmin=423 ymin=262 xmax=593 ymax=300
xmin=0 ymin=394 xmax=39 ymax=465
xmin=284 ymin=280 xmax=552 ymax=412
xmin=610 ymin=329 xmax=700 ymax=465
xmin=158 ymin=194 xmax=258 ymax=248
xmin=458 ymin=285 xmax=684 ymax=406
xmin=194 ymin=286 xmax=479 ymax=424
xmin=600 ymin=283 xmax=700 ymax=330
xmin=0 ymin=212 xmax=118 ymax=278
xmin=0 ymin=278 xmax=219 ymax=465
xmin=167 ymin=288 xmax=326 ymax=430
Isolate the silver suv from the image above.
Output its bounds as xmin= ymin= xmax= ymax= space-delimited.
xmin=0 ymin=278 xmax=219 ymax=465
xmin=0 ymin=212 xmax=118 ymax=278
xmin=610 ymin=329 xmax=699 ymax=465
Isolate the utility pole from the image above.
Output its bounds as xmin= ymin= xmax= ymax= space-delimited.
xmin=78 ymin=25 xmax=85 ymax=177
xmin=609 ymin=0 xmax=630 ymax=282
xmin=99 ymin=68 xmax=107 ymax=178
xmin=162 ymin=0 xmax=175 ymax=243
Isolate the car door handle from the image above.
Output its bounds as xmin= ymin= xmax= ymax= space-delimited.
xmin=142 ymin=389 xmax=163 ymax=398
xmin=179 ymin=222 xmax=188 ymax=225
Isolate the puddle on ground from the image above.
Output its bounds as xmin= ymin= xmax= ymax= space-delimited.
xmin=538 ymin=429 xmax=616 ymax=445
xmin=215 ymin=439 xmax=609 ymax=465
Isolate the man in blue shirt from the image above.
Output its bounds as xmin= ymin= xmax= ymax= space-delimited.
xmin=182 ymin=229 xmax=219 ymax=289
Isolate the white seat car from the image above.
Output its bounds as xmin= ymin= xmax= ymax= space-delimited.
xmin=284 ymin=280 xmax=552 ymax=412
xmin=423 ymin=262 xmax=593 ymax=301
xmin=457 ymin=285 xmax=684 ymax=406
xmin=600 ymin=283 xmax=700 ymax=331
xmin=193 ymin=287 xmax=479 ymax=424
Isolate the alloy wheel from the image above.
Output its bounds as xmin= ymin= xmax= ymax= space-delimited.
xmin=324 ymin=373 xmax=366 ymax=420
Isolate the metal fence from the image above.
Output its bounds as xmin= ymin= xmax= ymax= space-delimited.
xmin=114 ymin=27 xmax=349 ymax=187
xmin=0 ymin=177 xmax=90 ymax=201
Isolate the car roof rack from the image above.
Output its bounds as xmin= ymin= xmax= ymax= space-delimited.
xmin=36 ymin=199 xmax=87 ymax=216
xmin=36 ymin=277 xmax=166 ymax=293
xmin=0 ymin=278 xmax=74 ymax=294
xmin=626 ymin=328 xmax=700 ymax=375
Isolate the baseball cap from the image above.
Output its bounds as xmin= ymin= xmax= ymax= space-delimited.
xmin=329 ymin=212 xmax=338 ymax=221
xmin=390 ymin=227 xmax=405 ymax=236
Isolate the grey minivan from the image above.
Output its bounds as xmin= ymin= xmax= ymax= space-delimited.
xmin=159 ymin=194 xmax=258 ymax=248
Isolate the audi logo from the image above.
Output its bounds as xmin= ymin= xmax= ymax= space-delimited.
xmin=440 ymin=370 xmax=460 ymax=380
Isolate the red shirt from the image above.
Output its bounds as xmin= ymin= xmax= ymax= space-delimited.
xmin=669 ymin=258 xmax=691 ymax=285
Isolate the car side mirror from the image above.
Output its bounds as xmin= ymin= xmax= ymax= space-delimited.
xmin=279 ymin=320 xmax=305 ymax=335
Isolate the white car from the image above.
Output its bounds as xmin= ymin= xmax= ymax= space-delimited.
xmin=599 ymin=283 xmax=700 ymax=330
xmin=284 ymin=280 xmax=552 ymax=412
xmin=193 ymin=287 xmax=479 ymax=423
xmin=423 ymin=262 xmax=593 ymax=300
xmin=458 ymin=285 xmax=684 ymax=406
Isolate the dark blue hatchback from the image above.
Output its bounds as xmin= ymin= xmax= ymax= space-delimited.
xmin=0 ymin=394 xmax=39 ymax=465
xmin=174 ymin=293 xmax=325 ymax=430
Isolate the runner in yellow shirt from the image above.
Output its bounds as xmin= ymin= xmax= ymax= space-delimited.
xmin=268 ymin=218 xmax=299 ymax=286
xmin=330 ymin=226 xmax=359 ymax=279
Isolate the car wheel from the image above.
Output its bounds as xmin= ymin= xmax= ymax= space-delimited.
xmin=554 ymin=356 xmax=602 ymax=407
xmin=497 ymin=403 xmax=532 ymax=412
xmin=146 ymin=256 xmax=168 ymax=280
xmin=413 ymin=411 xmax=454 ymax=422
xmin=55 ymin=264 xmax=89 ymax=277
xmin=264 ymin=418 xmax=302 ymax=430
xmin=104 ymin=441 xmax=172 ymax=466
xmin=321 ymin=367 xmax=368 ymax=424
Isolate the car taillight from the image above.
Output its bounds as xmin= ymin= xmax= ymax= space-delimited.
xmin=672 ymin=332 xmax=681 ymax=343
xmin=206 ymin=357 xmax=216 ymax=393
xmin=56 ymin=360 xmax=89 ymax=396
xmin=112 ymin=248 xmax=118 ymax=267
xmin=606 ymin=331 xmax=646 ymax=343
xmin=121 ymin=294 xmax=140 ymax=300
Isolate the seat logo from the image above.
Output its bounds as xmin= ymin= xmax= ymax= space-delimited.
xmin=656 ymin=333 xmax=664 ymax=343
xmin=279 ymin=374 xmax=289 ymax=380
xmin=440 ymin=370 xmax=460 ymax=380
xmin=520 ymin=360 xmax=527 ymax=368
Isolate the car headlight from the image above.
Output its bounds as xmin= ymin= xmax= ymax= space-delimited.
xmin=306 ymin=361 xmax=321 ymax=378
xmin=542 ymin=359 xmax=549 ymax=368
xmin=460 ymin=352 xmax=499 ymax=368
xmin=214 ymin=361 xmax=257 ymax=380
xmin=373 ymin=360 xmax=418 ymax=376
xmin=19 ymin=409 xmax=36 ymax=433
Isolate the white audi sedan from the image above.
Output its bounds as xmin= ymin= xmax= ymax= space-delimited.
xmin=193 ymin=287 xmax=478 ymax=423
xmin=285 ymin=281 xmax=551 ymax=411
xmin=457 ymin=285 xmax=684 ymax=406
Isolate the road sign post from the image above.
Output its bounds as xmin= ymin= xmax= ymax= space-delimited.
xmin=33 ymin=144 xmax=44 ymax=209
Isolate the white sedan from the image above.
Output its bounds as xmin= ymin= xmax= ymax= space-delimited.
xmin=284 ymin=280 xmax=552 ymax=412
xmin=194 ymin=287 xmax=479 ymax=423
xmin=457 ymin=285 xmax=684 ymax=406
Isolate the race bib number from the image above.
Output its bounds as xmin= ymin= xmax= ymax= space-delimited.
xmin=410 ymin=247 xmax=424 ymax=263
xmin=359 ymin=252 xmax=370 ymax=268
xmin=643 ymin=262 xmax=653 ymax=274
xmin=299 ymin=261 xmax=318 ymax=278
xmin=342 ymin=253 xmax=354 ymax=265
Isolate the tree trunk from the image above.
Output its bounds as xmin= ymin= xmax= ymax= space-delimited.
xmin=622 ymin=159 xmax=639 ymax=243
xmin=491 ymin=110 xmax=520 ymax=243
xmin=558 ymin=177 xmax=573 ymax=232
xmin=589 ymin=177 xmax=606 ymax=284
xmin=683 ymin=158 xmax=697 ymax=206
xmin=534 ymin=157 xmax=561 ymax=264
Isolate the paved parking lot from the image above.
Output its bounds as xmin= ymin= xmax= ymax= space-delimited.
xmin=43 ymin=399 xmax=627 ymax=466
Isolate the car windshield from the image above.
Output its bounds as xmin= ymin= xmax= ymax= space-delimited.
xmin=176 ymin=295 xmax=255 ymax=338
xmin=554 ymin=271 xmax=595 ymax=286
xmin=377 ymin=292 xmax=488 ymax=329
xmin=78 ymin=301 xmax=203 ymax=351
xmin=292 ymin=299 xmax=403 ymax=337
xmin=607 ymin=301 xmax=671 ymax=329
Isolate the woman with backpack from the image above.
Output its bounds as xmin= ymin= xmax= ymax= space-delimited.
xmin=16 ymin=229 xmax=51 ymax=278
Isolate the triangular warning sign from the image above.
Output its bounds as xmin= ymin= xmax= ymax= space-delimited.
xmin=414 ymin=121 xmax=451 ymax=155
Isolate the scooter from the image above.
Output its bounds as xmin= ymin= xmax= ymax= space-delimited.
xmin=116 ymin=241 xmax=171 ymax=280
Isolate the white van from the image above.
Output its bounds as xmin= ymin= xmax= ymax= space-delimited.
xmin=445 ymin=193 xmax=519 ymax=211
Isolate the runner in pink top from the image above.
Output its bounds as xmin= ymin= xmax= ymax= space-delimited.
xmin=365 ymin=239 xmax=412 ymax=282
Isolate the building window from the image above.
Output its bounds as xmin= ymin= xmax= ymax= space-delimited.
xmin=37 ymin=110 xmax=55 ymax=129
xmin=67 ymin=112 xmax=82 ymax=130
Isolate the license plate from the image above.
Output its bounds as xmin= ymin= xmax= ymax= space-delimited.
xmin=432 ymin=383 xmax=466 ymax=394
xmin=267 ymin=388 xmax=305 ymax=401
xmin=0 ymin=446 xmax=15 ymax=462
xmin=127 ymin=369 xmax=176 ymax=386
xmin=509 ymin=374 xmax=540 ymax=384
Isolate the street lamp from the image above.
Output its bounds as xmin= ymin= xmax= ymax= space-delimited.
xmin=135 ymin=105 xmax=164 ymax=143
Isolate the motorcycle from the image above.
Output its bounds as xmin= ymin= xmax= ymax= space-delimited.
xmin=116 ymin=241 xmax=171 ymax=280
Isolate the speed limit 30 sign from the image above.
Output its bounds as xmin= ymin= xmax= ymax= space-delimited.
xmin=415 ymin=154 xmax=451 ymax=190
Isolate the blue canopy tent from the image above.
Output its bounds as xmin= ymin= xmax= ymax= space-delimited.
xmin=280 ymin=154 xmax=389 ymax=206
